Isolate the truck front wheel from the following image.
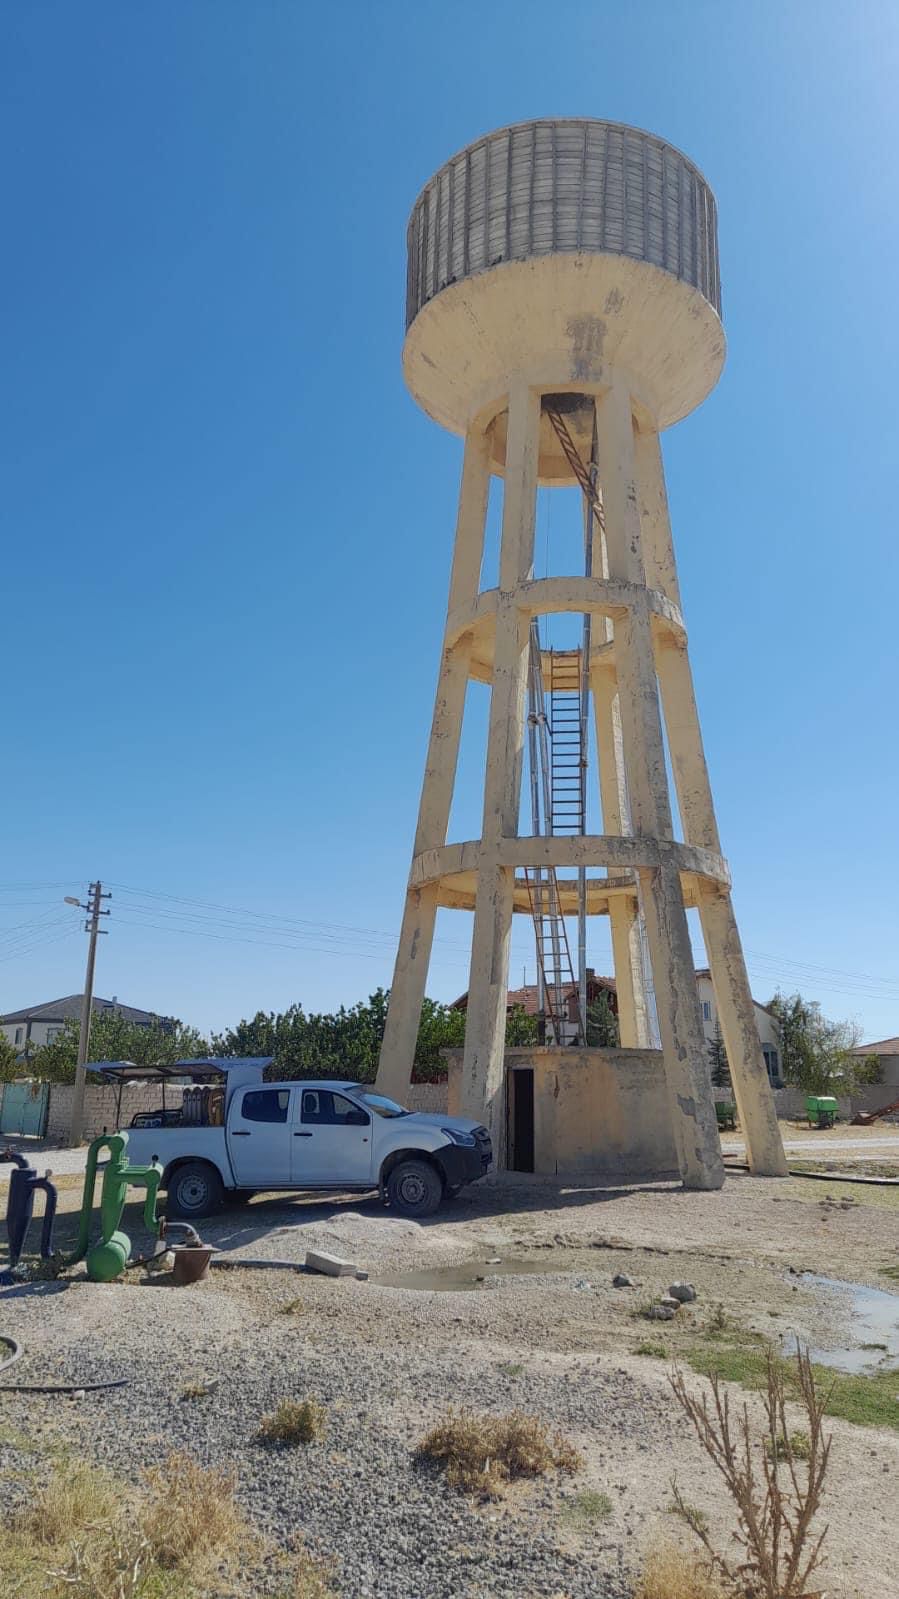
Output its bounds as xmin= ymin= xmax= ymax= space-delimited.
xmin=386 ymin=1159 xmax=443 ymax=1218
xmin=166 ymin=1161 xmax=224 ymax=1220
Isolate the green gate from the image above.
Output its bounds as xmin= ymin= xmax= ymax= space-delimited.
xmin=0 ymin=1080 xmax=50 ymax=1138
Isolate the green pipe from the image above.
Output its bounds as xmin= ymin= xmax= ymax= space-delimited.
xmin=68 ymin=1133 xmax=162 ymax=1281
xmin=66 ymin=1134 xmax=112 ymax=1266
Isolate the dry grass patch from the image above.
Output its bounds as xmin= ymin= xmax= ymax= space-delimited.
xmin=417 ymin=1408 xmax=582 ymax=1497
xmin=141 ymin=1452 xmax=242 ymax=1571
xmin=258 ymin=1398 xmax=327 ymax=1446
xmin=4 ymin=1451 xmax=335 ymax=1599
xmin=635 ymin=1538 xmax=728 ymax=1599
xmin=560 ymin=1488 xmax=613 ymax=1529
xmin=179 ymin=1378 xmax=219 ymax=1400
xmin=10 ymin=1458 xmax=111 ymax=1548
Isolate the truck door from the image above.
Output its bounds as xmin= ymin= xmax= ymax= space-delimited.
xmin=228 ymin=1086 xmax=294 ymax=1186
xmin=292 ymin=1089 xmax=373 ymax=1186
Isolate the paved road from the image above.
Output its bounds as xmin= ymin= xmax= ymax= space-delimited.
xmin=0 ymin=1137 xmax=91 ymax=1182
xmin=723 ymin=1133 xmax=899 ymax=1158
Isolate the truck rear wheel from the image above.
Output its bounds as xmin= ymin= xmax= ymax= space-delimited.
xmin=386 ymin=1159 xmax=443 ymax=1218
xmin=166 ymin=1161 xmax=223 ymax=1220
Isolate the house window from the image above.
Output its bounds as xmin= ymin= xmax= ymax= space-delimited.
xmin=762 ymin=1046 xmax=780 ymax=1086
xmin=702 ymin=1001 xmax=712 ymax=1022
xmin=14 ymin=1027 xmax=24 ymax=1046
xmin=45 ymin=1026 xmax=62 ymax=1042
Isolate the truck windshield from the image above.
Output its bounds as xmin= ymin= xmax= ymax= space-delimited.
xmin=358 ymin=1092 xmax=410 ymax=1119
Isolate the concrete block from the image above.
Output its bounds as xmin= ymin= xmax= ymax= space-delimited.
xmin=305 ymin=1250 xmax=356 ymax=1278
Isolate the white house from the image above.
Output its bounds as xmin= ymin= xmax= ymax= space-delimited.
xmin=1 ymin=995 xmax=172 ymax=1054
xmin=694 ymin=969 xmax=783 ymax=1087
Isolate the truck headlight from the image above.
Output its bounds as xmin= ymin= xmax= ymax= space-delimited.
xmin=441 ymin=1127 xmax=476 ymax=1148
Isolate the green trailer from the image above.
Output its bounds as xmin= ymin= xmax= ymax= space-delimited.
xmin=806 ymin=1094 xmax=838 ymax=1129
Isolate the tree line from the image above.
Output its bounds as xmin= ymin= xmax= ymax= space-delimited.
xmin=0 ymin=986 xmax=879 ymax=1096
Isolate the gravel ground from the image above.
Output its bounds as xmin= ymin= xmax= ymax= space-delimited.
xmin=2 ymin=1175 xmax=899 ymax=1598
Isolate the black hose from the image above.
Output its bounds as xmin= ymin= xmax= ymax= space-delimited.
xmin=787 ymin=1167 xmax=899 ymax=1187
xmin=0 ymin=1331 xmax=128 ymax=1394
xmin=0 ymin=1333 xmax=23 ymax=1377
xmin=0 ymin=1378 xmax=129 ymax=1393
xmin=723 ymin=1158 xmax=899 ymax=1188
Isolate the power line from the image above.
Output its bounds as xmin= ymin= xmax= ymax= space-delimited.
xmin=109 ymin=880 xmax=477 ymax=954
xmin=744 ymin=948 xmax=899 ymax=989
xmin=0 ymin=927 xmax=79 ymax=966
xmin=111 ymin=913 xmax=475 ymax=970
xmin=0 ymin=913 xmax=73 ymax=951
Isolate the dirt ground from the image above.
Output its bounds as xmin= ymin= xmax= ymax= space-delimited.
xmin=2 ymin=1150 xmax=899 ymax=1598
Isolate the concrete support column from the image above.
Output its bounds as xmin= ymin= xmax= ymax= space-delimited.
xmin=637 ymin=429 xmax=786 ymax=1177
xmin=461 ymin=381 xmax=540 ymax=1156
xmin=591 ymin=667 xmax=649 ymax=1047
xmin=596 ymin=379 xmax=724 ymax=1189
xmin=376 ymin=423 xmax=492 ymax=1101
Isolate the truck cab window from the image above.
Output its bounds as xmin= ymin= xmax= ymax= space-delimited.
xmin=241 ymin=1089 xmax=290 ymax=1123
xmin=302 ymin=1090 xmax=369 ymax=1127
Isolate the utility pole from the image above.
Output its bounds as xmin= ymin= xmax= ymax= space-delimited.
xmin=66 ymin=880 xmax=111 ymax=1146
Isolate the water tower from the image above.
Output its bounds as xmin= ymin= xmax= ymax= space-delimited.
xmin=375 ymin=119 xmax=786 ymax=1188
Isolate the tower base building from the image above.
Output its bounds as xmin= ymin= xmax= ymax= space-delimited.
xmin=375 ymin=120 xmax=787 ymax=1188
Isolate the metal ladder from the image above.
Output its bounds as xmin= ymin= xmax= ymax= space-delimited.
xmin=548 ymin=650 xmax=586 ymax=838
xmin=526 ymin=623 xmax=579 ymax=1044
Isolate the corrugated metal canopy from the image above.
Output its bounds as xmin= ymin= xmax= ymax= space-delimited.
xmin=406 ymin=118 xmax=720 ymax=329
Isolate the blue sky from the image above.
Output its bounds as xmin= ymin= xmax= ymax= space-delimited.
xmin=2 ymin=2 xmax=898 ymax=1043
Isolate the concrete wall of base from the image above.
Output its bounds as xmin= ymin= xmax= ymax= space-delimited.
xmin=443 ymin=1046 xmax=678 ymax=1178
xmin=405 ymin=1083 xmax=450 ymax=1114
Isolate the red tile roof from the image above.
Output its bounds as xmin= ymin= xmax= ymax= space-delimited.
xmin=453 ymin=972 xmax=616 ymax=1014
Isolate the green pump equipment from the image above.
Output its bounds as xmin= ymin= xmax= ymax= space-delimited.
xmin=68 ymin=1133 xmax=163 ymax=1282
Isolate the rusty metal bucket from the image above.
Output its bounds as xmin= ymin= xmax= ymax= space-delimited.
xmin=171 ymin=1245 xmax=215 ymax=1286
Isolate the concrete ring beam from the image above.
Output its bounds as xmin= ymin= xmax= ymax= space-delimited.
xmin=445 ymin=577 xmax=685 ymax=650
xmin=409 ymin=835 xmax=731 ymax=893
xmin=434 ymin=869 xmax=716 ymax=917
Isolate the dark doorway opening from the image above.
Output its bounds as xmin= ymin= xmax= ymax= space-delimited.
xmin=509 ymin=1067 xmax=534 ymax=1173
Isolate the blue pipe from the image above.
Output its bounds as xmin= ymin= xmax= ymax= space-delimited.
xmin=1 ymin=1147 xmax=58 ymax=1277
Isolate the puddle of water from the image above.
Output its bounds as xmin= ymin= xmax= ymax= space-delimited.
xmin=373 ymin=1258 xmax=575 ymax=1292
xmin=795 ymin=1274 xmax=899 ymax=1374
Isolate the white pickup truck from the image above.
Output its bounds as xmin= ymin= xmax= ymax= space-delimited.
xmin=95 ymin=1057 xmax=492 ymax=1220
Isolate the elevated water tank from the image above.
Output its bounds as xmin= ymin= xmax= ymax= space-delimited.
xmin=403 ymin=118 xmax=725 ymax=447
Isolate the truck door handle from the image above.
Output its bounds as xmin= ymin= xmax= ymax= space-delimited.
xmin=232 ymin=1130 xmax=251 ymax=1137
xmin=294 ymin=1131 xmax=312 ymax=1137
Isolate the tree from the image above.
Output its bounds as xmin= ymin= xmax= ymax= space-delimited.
xmin=708 ymin=1018 xmax=730 ymax=1088
xmin=210 ymin=991 xmax=540 ymax=1084
xmin=413 ymin=998 xmax=466 ymax=1081
xmin=853 ymin=1052 xmax=883 ymax=1087
xmin=0 ymin=1033 xmax=19 ymax=1084
xmin=504 ymin=1003 xmax=540 ymax=1048
xmin=585 ymin=991 xmax=619 ymax=1048
xmin=28 ymin=1012 xmax=209 ymax=1085
xmin=766 ymin=991 xmax=862 ymax=1096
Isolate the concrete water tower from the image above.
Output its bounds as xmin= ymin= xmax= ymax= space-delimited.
xmin=375 ymin=119 xmax=786 ymax=1189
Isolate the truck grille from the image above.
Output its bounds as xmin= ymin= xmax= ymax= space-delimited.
xmin=473 ymin=1126 xmax=492 ymax=1166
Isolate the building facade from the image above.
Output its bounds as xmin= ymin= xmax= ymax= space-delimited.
xmin=1 ymin=995 xmax=172 ymax=1054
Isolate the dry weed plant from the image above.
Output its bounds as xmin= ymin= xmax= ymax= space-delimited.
xmin=257 ymin=1397 xmax=327 ymax=1446
xmin=417 ymin=1408 xmax=582 ymax=1496
xmin=668 ymin=1345 xmax=831 ymax=1599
